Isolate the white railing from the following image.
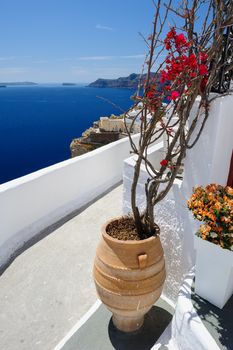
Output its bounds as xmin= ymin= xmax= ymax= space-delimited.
xmin=0 ymin=134 xmax=139 ymax=267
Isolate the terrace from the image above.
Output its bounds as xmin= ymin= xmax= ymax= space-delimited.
xmin=0 ymin=94 xmax=232 ymax=350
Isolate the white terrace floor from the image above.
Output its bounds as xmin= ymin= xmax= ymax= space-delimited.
xmin=0 ymin=184 xmax=123 ymax=350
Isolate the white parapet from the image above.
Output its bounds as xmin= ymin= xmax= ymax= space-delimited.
xmin=0 ymin=134 xmax=139 ymax=268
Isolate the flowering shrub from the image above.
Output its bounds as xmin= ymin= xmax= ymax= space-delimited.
xmin=187 ymin=184 xmax=233 ymax=250
xmin=123 ymin=0 xmax=232 ymax=238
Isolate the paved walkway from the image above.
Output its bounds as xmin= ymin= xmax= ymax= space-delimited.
xmin=0 ymin=184 xmax=123 ymax=350
xmin=191 ymin=284 xmax=233 ymax=350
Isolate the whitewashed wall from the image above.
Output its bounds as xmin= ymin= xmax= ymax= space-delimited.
xmin=0 ymin=134 xmax=139 ymax=268
xmin=123 ymin=94 xmax=233 ymax=303
xmin=180 ymin=94 xmax=233 ymax=280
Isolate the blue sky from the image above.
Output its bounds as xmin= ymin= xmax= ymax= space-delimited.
xmin=0 ymin=0 xmax=159 ymax=83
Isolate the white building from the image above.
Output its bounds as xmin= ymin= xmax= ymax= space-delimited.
xmin=99 ymin=116 xmax=140 ymax=133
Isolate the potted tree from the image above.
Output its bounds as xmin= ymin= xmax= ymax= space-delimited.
xmin=93 ymin=0 xmax=233 ymax=331
xmin=188 ymin=184 xmax=233 ymax=308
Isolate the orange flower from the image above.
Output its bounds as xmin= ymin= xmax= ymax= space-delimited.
xmin=226 ymin=186 xmax=233 ymax=196
xmin=187 ymin=184 xmax=233 ymax=250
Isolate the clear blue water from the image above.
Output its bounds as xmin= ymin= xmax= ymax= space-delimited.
xmin=0 ymin=85 xmax=134 ymax=184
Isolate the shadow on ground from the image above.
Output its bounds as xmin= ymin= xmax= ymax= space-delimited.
xmin=62 ymin=298 xmax=173 ymax=350
xmin=108 ymin=306 xmax=172 ymax=350
xmin=191 ymin=284 xmax=233 ymax=350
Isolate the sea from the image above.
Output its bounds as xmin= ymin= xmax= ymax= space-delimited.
xmin=0 ymin=85 xmax=134 ymax=184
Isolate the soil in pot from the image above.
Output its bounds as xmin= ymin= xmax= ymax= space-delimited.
xmin=106 ymin=216 xmax=159 ymax=240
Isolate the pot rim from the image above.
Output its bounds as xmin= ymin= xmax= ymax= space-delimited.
xmin=101 ymin=216 xmax=159 ymax=245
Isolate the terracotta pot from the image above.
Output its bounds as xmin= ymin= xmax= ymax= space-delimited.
xmin=93 ymin=217 xmax=166 ymax=332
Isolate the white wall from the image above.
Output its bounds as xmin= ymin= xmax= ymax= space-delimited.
xmin=0 ymin=134 xmax=139 ymax=268
xmin=179 ymin=94 xmax=233 ymax=286
xmin=123 ymin=94 xmax=233 ymax=303
xmin=182 ymin=94 xmax=233 ymax=199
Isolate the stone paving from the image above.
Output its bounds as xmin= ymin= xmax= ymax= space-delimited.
xmin=0 ymin=184 xmax=123 ymax=350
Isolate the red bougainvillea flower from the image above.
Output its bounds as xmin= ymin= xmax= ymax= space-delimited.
xmin=160 ymin=28 xmax=209 ymax=97
xmin=160 ymin=70 xmax=169 ymax=83
xmin=160 ymin=159 xmax=168 ymax=166
xmin=145 ymin=28 xmax=209 ymax=114
xmin=190 ymin=72 xmax=197 ymax=78
xmin=200 ymin=52 xmax=208 ymax=64
xmin=164 ymin=28 xmax=176 ymax=50
xmin=171 ymin=91 xmax=180 ymax=100
xmin=198 ymin=64 xmax=208 ymax=75
xmin=147 ymin=90 xmax=155 ymax=98
xmin=188 ymin=53 xmax=198 ymax=69
xmin=164 ymin=85 xmax=171 ymax=91
xmin=175 ymin=33 xmax=187 ymax=47
xmin=165 ymin=41 xmax=171 ymax=50
xmin=166 ymin=28 xmax=177 ymax=39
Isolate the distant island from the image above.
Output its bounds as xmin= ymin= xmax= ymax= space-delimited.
xmin=88 ymin=73 xmax=159 ymax=88
xmin=0 ymin=82 xmax=37 ymax=86
xmin=62 ymin=83 xmax=77 ymax=86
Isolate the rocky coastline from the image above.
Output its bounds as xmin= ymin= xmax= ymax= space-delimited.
xmin=70 ymin=111 xmax=141 ymax=157
xmin=70 ymin=116 xmax=125 ymax=157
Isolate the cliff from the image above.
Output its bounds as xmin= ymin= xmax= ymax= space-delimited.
xmin=88 ymin=73 xmax=159 ymax=88
xmin=70 ymin=130 xmax=120 ymax=157
xmin=70 ymin=113 xmax=137 ymax=157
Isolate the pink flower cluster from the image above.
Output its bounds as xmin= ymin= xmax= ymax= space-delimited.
xmin=160 ymin=28 xmax=209 ymax=100
xmin=145 ymin=28 xmax=210 ymax=170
